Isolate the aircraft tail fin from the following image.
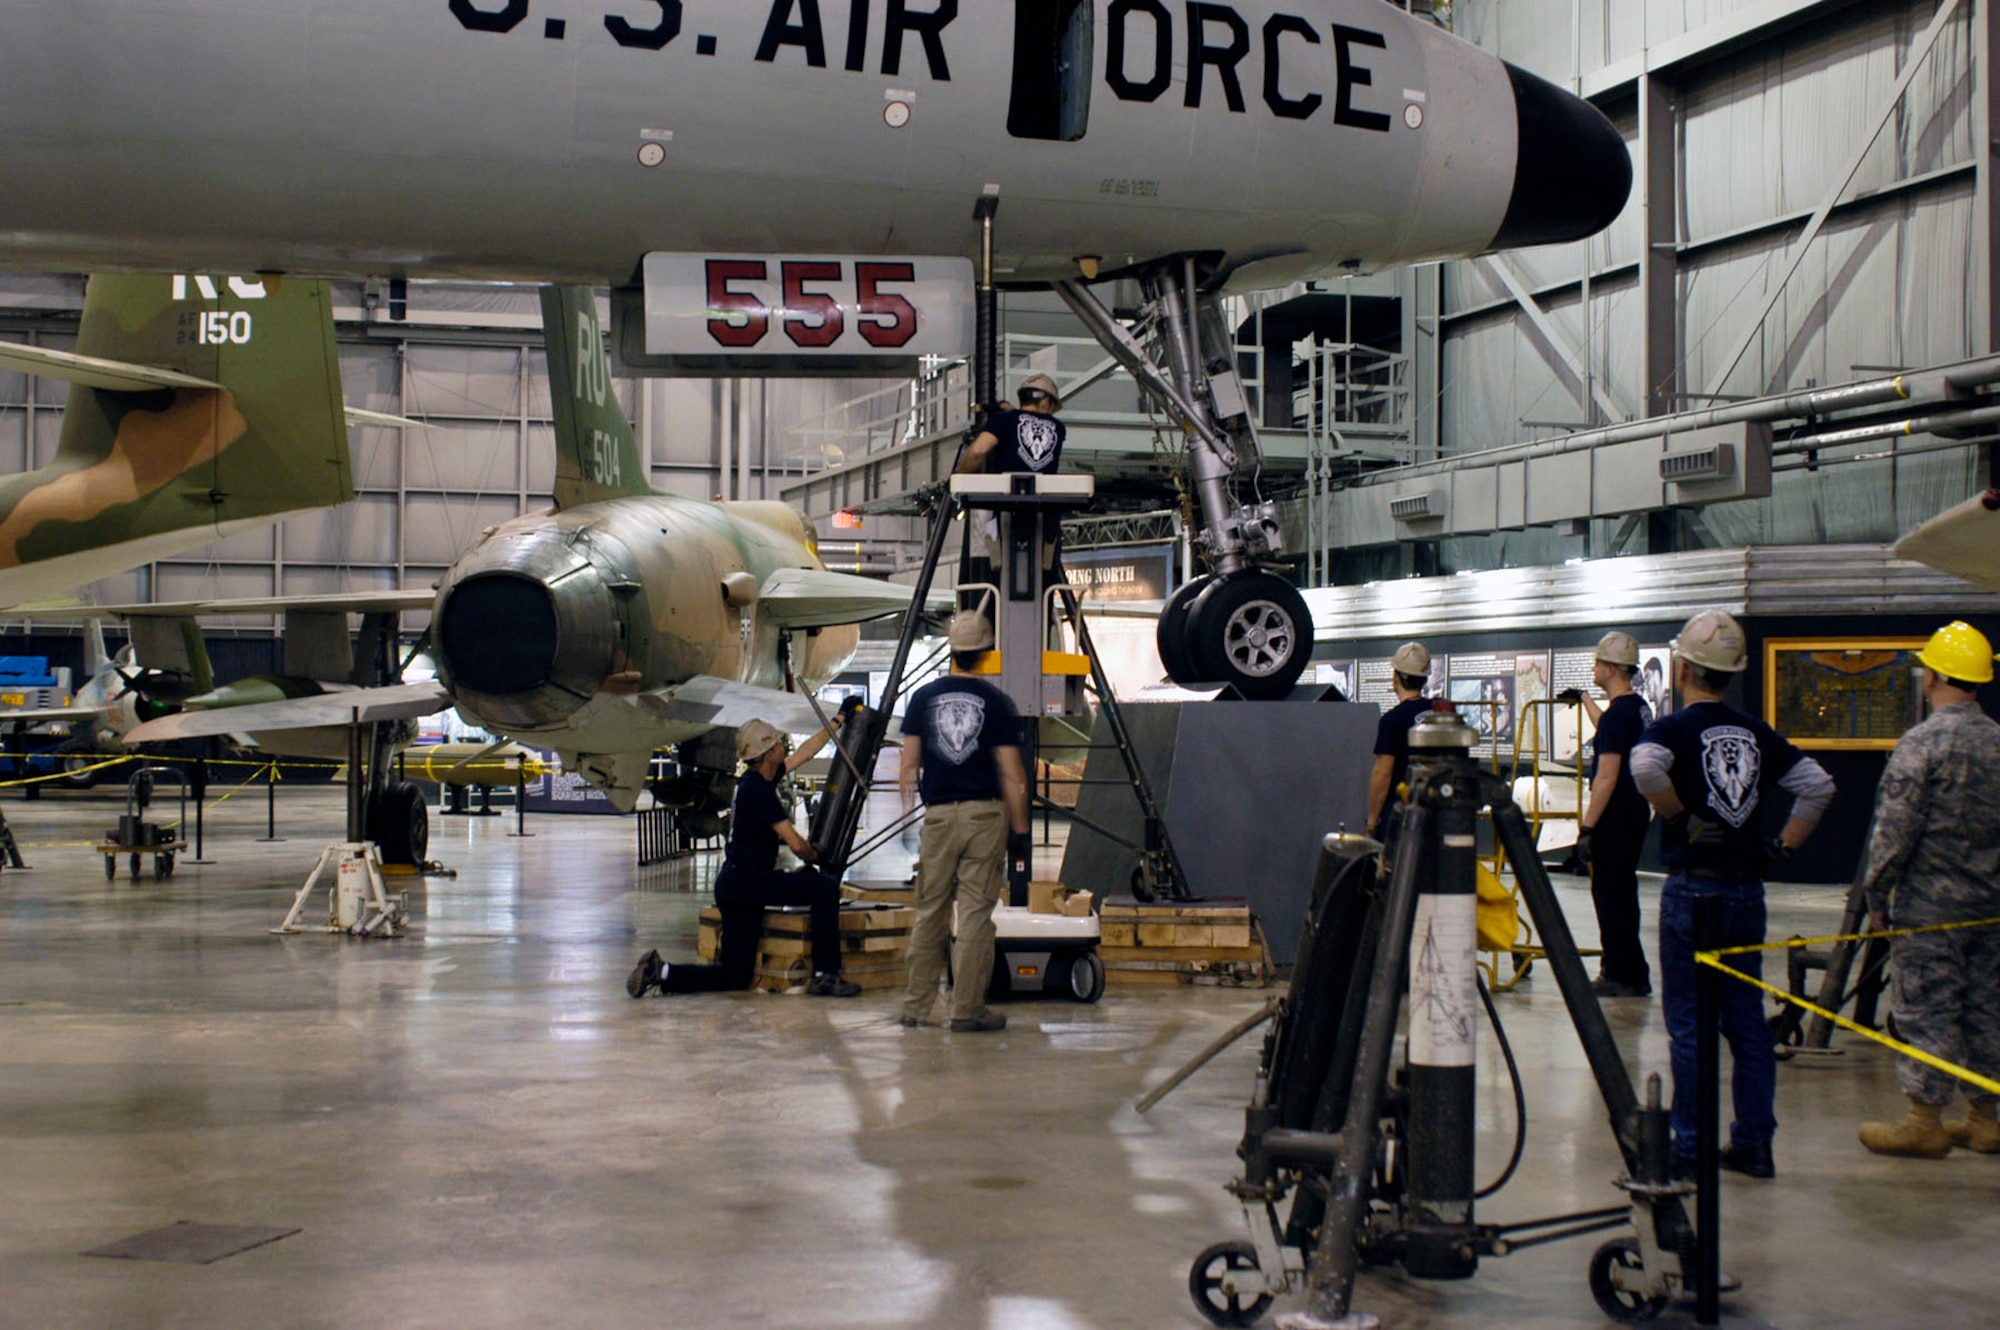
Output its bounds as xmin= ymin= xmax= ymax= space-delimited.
xmin=83 ymin=618 xmax=108 ymax=676
xmin=540 ymin=286 xmax=653 ymax=510
xmin=0 ymin=273 xmax=353 ymax=605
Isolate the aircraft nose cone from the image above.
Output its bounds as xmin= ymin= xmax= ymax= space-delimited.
xmin=1487 ymin=62 xmax=1632 ymax=251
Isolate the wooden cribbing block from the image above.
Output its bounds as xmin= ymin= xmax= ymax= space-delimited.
xmin=1098 ymin=895 xmax=1260 ymax=989
xmin=696 ymin=904 xmax=913 ymax=991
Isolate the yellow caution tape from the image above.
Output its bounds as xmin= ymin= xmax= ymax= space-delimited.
xmin=0 ymin=755 xmax=132 ymax=788
xmin=1705 ymin=914 xmax=2000 ymax=957
xmin=1696 ymin=914 xmax=2000 ymax=1098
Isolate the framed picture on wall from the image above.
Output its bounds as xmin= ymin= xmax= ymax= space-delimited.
xmin=1764 ymin=638 xmax=1927 ymax=750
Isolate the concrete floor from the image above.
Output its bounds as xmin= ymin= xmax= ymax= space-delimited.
xmin=1 ymin=781 xmax=1995 ymax=1329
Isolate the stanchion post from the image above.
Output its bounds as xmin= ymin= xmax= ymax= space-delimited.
xmin=258 ymin=761 xmax=285 ymax=843
xmin=1694 ymin=892 xmax=1721 ymax=1326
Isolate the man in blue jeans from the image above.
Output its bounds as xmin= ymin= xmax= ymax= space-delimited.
xmin=1629 ymin=609 xmax=1833 ymax=1180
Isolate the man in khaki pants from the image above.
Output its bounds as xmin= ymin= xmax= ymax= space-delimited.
xmin=899 ymin=612 xmax=1031 ymax=1032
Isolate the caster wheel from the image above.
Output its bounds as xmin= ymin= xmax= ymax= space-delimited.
xmin=1129 ymin=862 xmax=1157 ymax=903
xmin=104 ymin=856 xmax=115 ymax=881
xmin=1065 ymin=951 xmax=1105 ymax=1003
xmin=1185 ymin=572 xmax=1311 ymax=699
xmin=129 ymin=853 xmax=141 ymax=881
xmin=1156 ymin=576 xmax=1210 ymax=687
xmin=1588 ymin=1237 xmax=1666 ymax=1322
xmin=1188 ymin=1241 xmax=1273 ymax=1327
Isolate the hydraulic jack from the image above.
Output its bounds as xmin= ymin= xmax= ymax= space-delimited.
xmin=1185 ymin=709 xmax=1709 ymax=1327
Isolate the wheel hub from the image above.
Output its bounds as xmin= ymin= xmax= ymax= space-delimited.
xmin=1223 ymin=601 xmax=1295 ymax=677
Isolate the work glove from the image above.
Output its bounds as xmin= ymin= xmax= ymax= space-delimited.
xmin=1556 ymin=687 xmax=1585 ymax=703
xmin=1007 ymin=831 xmax=1033 ymax=899
xmin=1575 ymin=827 xmax=1595 ymax=868
xmin=1763 ymin=837 xmax=1795 ymax=867
xmin=836 ymin=694 xmax=865 ymax=724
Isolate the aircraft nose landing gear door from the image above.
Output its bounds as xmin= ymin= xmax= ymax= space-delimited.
xmin=1055 ymin=264 xmax=1311 ymax=698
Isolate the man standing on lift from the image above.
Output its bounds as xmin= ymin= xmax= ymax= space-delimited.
xmin=956 ymin=372 xmax=1065 ymax=476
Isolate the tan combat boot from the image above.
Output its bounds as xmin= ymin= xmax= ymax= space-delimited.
xmin=1944 ymin=1103 xmax=2000 ymax=1154
xmin=1859 ymin=1099 xmax=1953 ymax=1158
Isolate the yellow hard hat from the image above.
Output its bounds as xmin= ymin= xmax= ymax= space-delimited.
xmin=1916 ymin=621 xmax=1997 ymax=685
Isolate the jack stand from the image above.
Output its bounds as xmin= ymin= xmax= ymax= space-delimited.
xmin=272 ymin=841 xmax=408 ymax=937
xmin=1186 ymin=710 xmax=1703 ymax=1329
xmin=0 ymin=805 xmax=26 ymax=869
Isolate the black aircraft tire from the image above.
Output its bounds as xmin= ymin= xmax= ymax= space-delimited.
xmin=1186 ymin=572 xmax=1311 ymax=699
xmin=1156 ymin=577 xmax=1210 ymax=687
xmin=367 ymin=779 xmax=430 ymax=866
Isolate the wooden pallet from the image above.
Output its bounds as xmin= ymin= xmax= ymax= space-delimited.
xmin=697 ymin=904 xmax=913 ymax=993
xmin=1099 ymin=895 xmax=1264 ymax=987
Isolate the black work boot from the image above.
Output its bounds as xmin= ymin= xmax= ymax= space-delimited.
xmin=626 ymin=949 xmax=664 ymax=999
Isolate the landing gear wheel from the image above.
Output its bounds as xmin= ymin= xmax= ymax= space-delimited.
xmin=1157 ymin=576 xmax=1211 ymax=687
xmin=57 ymin=754 xmax=100 ymax=790
xmin=1188 ymin=1241 xmax=1273 ymax=1328
xmin=1589 ymin=1237 xmax=1666 ymax=1322
xmin=1065 ymin=951 xmax=1105 ymax=1003
xmin=365 ymin=779 xmax=429 ymax=866
xmin=1186 ymin=572 xmax=1311 ymax=700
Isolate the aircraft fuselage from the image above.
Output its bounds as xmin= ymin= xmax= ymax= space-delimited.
xmin=430 ymin=492 xmax=856 ymax=756
xmin=0 ymin=1 xmax=1627 ymax=285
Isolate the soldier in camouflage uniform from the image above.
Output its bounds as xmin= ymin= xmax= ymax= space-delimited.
xmin=1858 ymin=621 xmax=2000 ymax=1157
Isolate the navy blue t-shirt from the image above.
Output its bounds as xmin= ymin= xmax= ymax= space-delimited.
xmin=724 ymin=768 xmax=789 ymax=872
xmin=1375 ymin=696 xmax=1433 ymax=798
xmin=1589 ymin=692 xmax=1652 ymax=827
xmin=904 ymin=675 xmax=1021 ymax=806
xmin=983 ymin=409 xmax=1066 ymax=473
xmin=1637 ymin=701 xmax=1804 ymax=873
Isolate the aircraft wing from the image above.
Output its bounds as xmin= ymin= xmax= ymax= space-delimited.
xmin=122 ymin=681 xmax=451 ymax=744
xmin=757 ymin=567 xmax=952 ymax=630
xmin=0 ymin=705 xmax=100 ymax=725
xmin=86 ymin=590 xmax=438 ymax=619
xmin=0 ymin=342 xmax=427 ymax=433
xmin=1894 ymin=492 xmax=2000 ymax=593
xmin=633 ymin=674 xmax=838 ymax=735
xmin=0 ymin=340 xmax=224 ymax=393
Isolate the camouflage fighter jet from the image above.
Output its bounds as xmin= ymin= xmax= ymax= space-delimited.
xmin=124 ymin=286 xmax=938 ymax=811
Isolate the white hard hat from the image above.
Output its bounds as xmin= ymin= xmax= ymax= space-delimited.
xmin=948 ymin=610 xmax=995 ymax=652
xmin=1672 ymin=610 xmax=1748 ymax=673
xmin=734 ymin=718 xmax=786 ymax=764
xmin=1017 ymin=373 xmax=1061 ymax=408
xmin=1595 ymin=631 xmax=1640 ymax=668
xmin=1390 ymin=642 xmax=1431 ymax=675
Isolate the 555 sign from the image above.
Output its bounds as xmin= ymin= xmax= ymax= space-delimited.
xmin=617 ymin=253 xmax=973 ymax=376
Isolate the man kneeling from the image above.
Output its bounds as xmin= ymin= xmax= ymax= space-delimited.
xmin=628 ymin=711 xmax=860 ymax=999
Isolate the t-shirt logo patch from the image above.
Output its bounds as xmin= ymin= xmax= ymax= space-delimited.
xmin=1699 ymin=725 xmax=1761 ymax=826
xmin=1016 ymin=415 xmax=1060 ymax=470
xmin=932 ymin=693 xmax=987 ymax=765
